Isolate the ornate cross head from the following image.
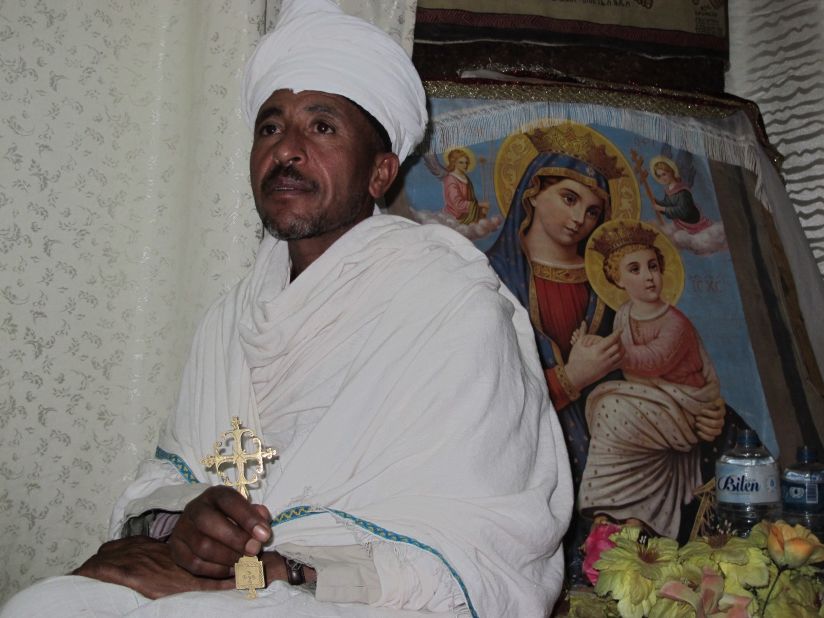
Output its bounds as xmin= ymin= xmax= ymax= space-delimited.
xmin=201 ymin=417 xmax=278 ymax=499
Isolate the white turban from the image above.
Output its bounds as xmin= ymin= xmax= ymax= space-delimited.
xmin=241 ymin=0 xmax=428 ymax=163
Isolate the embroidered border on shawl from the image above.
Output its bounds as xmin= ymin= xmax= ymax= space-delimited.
xmin=155 ymin=447 xmax=198 ymax=483
xmin=272 ymin=506 xmax=479 ymax=618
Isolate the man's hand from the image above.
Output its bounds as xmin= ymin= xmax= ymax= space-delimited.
xmin=168 ymin=486 xmax=272 ymax=579
xmin=72 ymin=536 xmax=234 ymax=599
xmin=564 ymin=325 xmax=624 ymax=391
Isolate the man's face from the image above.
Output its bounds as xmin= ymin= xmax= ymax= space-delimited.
xmin=250 ymin=89 xmax=393 ymax=241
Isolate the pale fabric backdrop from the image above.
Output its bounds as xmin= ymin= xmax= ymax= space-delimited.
xmin=727 ymin=0 xmax=824 ymax=277
xmin=0 ymin=0 xmax=416 ymax=602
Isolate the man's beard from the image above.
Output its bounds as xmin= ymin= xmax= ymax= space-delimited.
xmin=258 ymin=164 xmax=371 ymax=241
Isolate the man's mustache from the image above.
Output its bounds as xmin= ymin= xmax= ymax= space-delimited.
xmin=260 ymin=164 xmax=318 ymax=195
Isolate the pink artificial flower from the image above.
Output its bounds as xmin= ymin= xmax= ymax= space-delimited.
xmin=659 ymin=566 xmax=752 ymax=618
xmin=582 ymin=521 xmax=622 ymax=585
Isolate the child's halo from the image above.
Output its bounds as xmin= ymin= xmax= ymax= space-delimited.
xmin=585 ymin=219 xmax=685 ymax=311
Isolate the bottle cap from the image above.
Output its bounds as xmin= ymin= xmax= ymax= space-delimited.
xmin=797 ymin=445 xmax=819 ymax=464
xmin=736 ymin=427 xmax=760 ymax=448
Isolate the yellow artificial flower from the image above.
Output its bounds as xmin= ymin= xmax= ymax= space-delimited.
xmin=763 ymin=521 xmax=824 ymax=568
xmin=678 ymin=532 xmax=771 ymax=599
xmin=567 ymin=589 xmax=622 ymax=618
xmin=594 ymin=527 xmax=679 ymax=618
xmin=761 ymin=569 xmax=824 ymax=618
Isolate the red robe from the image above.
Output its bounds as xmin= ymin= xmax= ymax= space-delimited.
xmin=531 ymin=262 xmax=591 ymax=409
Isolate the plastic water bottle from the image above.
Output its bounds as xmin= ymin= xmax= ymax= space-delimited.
xmin=782 ymin=446 xmax=824 ymax=538
xmin=715 ymin=428 xmax=781 ymax=535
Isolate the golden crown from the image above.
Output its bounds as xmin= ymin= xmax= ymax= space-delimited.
xmin=591 ymin=221 xmax=659 ymax=258
xmin=525 ymin=125 xmax=625 ymax=180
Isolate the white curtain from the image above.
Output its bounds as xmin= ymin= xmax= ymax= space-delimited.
xmin=726 ymin=0 xmax=824 ymax=277
xmin=0 ymin=0 xmax=416 ymax=602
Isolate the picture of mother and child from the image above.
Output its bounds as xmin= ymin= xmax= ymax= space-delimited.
xmin=481 ymin=122 xmax=742 ymax=580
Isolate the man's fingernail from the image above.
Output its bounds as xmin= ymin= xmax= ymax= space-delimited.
xmin=253 ymin=524 xmax=270 ymax=539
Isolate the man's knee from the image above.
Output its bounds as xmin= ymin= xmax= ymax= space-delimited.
xmin=1 ymin=574 xmax=141 ymax=617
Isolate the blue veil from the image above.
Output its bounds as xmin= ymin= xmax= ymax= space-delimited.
xmin=486 ymin=151 xmax=614 ymax=373
xmin=485 ymin=149 xmax=619 ymax=584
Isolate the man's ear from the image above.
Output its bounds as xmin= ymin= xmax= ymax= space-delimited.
xmin=368 ymin=153 xmax=400 ymax=199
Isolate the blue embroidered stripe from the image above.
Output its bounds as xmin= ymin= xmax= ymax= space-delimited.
xmin=155 ymin=447 xmax=198 ymax=483
xmin=271 ymin=506 xmax=478 ymax=618
xmin=272 ymin=505 xmax=318 ymax=524
xmin=147 ymin=457 xmax=478 ymax=615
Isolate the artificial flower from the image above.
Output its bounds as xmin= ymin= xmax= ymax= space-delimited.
xmin=761 ymin=520 xmax=824 ymax=568
xmin=678 ymin=532 xmax=770 ymax=599
xmin=655 ymin=566 xmax=753 ymax=618
xmin=759 ymin=570 xmax=823 ymax=618
xmin=657 ymin=566 xmax=723 ymax=616
xmin=716 ymin=549 xmax=771 ymax=602
xmin=716 ymin=593 xmax=755 ymax=618
xmin=594 ymin=527 xmax=679 ymax=618
xmin=584 ymin=521 xmax=824 ymax=618
xmin=567 ymin=589 xmax=623 ymax=618
xmin=679 ymin=532 xmax=749 ymax=567
xmin=583 ymin=521 xmax=622 ymax=585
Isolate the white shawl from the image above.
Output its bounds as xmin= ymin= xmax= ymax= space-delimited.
xmin=111 ymin=214 xmax=572 ymax=616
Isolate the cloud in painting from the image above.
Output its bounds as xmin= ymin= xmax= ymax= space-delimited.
xmin=655 ymin=219 xmax=728 ymax=255
xmin=408 ymin=207 xmax=503 ymax=242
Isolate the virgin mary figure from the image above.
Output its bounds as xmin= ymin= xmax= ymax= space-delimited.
xmin=485 ymin=123 xmax=639 ymax=580
xmin=486 ymin=124 xmax=638 ymax=487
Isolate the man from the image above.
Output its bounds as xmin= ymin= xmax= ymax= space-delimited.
xmin=1 ymin=1 xmax=572 ymax=616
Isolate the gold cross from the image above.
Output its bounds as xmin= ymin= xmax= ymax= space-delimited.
xmin=201 ymin=417 xmax=277 ymax=599
xmin=201 ymin=417 xmax=278 ymax=499
xmin=235 ymin=555 xmax=265 ymax=599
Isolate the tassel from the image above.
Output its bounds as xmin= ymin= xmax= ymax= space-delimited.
xmin=422 ymin=100 xmax=774 ymax=208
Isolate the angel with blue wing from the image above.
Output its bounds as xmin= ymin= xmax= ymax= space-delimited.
xmin=650 ymin=151 xmax=713 ymax=233
xmin=631 ymin=146 xmax=727 ymax=255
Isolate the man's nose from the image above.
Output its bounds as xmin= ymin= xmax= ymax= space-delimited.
xmin=273 ymin=127 xmax=305 ymax=166
xmin=570 ymin=204 xmax=585 ymax=224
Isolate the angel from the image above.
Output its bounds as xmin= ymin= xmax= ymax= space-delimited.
xmin=631 ymin=147 xmax=712 ymax=235
xmin=424 ymin=147 xmax=490 ymax=225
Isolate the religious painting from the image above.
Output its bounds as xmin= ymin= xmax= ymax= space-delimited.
xmin=387 ymin=82 xmax=814 ymax=583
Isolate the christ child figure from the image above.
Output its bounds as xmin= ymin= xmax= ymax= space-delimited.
xmin=575 ymin=220 xmax=724 ymax=539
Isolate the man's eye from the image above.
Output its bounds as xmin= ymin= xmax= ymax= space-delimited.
xmin=562 ymin=192 xmax=576 ymax=205
xmin=315 ymin=121 xmax=334 ymax=134
xmin=586 ymin=207 xmax=601 ymax=219
xmin=258 ymin=124 xmax=279 ymax=137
